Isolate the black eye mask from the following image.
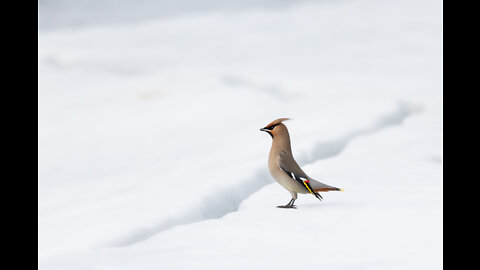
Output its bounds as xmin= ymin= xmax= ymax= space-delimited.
xmin=265 ymin=124 xmax=279 ymax=130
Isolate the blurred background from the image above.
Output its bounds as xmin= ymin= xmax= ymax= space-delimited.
xmin=39 ymin=0 xmax=316 ymax=30
xmin=38 ymin=0 xmax=442 ymax=269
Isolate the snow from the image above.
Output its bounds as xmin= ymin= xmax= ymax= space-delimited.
xmin=38 ymin=0 xmax=442 ymax=269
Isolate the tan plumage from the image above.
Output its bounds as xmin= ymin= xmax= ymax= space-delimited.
xmin=260 ymin=118 xmax=343 ymax=208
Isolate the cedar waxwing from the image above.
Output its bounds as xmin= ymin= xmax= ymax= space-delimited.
xmin=260 ymin=118 xmax=343 ymax=208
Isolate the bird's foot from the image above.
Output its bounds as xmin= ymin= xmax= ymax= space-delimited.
xmin=277 ymin=204 xmax=297 ymax=209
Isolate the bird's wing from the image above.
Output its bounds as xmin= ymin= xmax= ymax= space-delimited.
xmin=278 ymin=151 xmax=323 ymax=200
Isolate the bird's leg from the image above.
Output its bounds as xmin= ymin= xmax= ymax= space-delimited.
xmin=287 ymin=198 xmax=295 ymax=206
xmin=277 ymin=198 xmax=296 ymax=209
xmin=288 ymin=198 xmax=297 ymax=208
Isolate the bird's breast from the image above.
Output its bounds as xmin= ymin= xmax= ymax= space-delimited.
xmin=267 ymin=152 xmax=306 ymax=193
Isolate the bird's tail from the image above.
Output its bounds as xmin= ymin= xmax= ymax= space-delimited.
xmin=313 ymin=187 xmax=344 ymax=192
xmin=309 ymin=178 xmax=344 ymax=192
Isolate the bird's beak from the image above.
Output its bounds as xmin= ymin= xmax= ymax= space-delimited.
xmin=260 ymin=127 xmax=274 ymax=138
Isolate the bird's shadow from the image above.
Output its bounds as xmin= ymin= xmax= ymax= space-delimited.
xmin=296 ymin=201 xmax=354 ymax=209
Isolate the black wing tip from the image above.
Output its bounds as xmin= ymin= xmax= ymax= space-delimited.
xmin=314 ymin=192 xmax=323 ymax=201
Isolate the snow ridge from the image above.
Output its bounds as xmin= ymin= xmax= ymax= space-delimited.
xmin=297 ymin=100 xmax=421 ymax=163
xmin=106 ymin=170 xmax=270 ymax=247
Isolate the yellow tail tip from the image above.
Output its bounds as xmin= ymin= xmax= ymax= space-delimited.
xmin=338 ymin=188 xmax=344 ymax=191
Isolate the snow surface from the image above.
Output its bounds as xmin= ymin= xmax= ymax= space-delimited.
xmin=38 ymin=0 xmax=442 ymax=269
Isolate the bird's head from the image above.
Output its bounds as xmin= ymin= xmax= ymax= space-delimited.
xmin=260 ymin=118 xmax=291 ymax=139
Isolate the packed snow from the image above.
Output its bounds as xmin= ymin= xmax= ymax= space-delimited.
xmin=38 ymin=0 xmax=442 ymax=269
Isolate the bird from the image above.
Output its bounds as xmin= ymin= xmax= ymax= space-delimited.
xmin=260 ymin=118 xmax=343 ymax=208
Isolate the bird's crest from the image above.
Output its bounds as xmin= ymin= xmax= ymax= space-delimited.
xmin=264 ymin=118 xmax=291 ymax=129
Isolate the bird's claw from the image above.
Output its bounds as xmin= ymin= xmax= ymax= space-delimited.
xmin=277 ymin=205 xmax=297 ymax=209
